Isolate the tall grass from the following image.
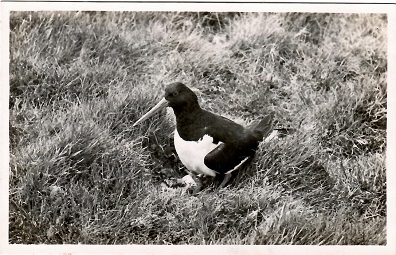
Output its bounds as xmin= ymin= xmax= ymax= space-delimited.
xmin=9 ymin=11 xmax=386 ymax=244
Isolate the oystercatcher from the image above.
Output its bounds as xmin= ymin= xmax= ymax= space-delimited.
xmin=133 ymin=82 xmax=273 ymax=190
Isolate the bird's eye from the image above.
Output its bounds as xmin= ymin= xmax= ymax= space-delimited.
xmin=172 ymin=92 xmax=179 ymax=96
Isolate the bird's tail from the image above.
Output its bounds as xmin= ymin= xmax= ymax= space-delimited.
xmin=247 ymin=114 xmax=273 ymax=140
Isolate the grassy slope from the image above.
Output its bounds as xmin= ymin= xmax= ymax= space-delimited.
xmin=9 ymin=11 xmax=387 ymax=244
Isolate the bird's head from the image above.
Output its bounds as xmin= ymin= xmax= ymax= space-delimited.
xmin=133 ymin=82 xmax=199 ymax=127
xmin=164 ymin=82 xmax=198 ymax=109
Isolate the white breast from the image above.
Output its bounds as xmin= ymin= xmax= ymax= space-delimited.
xmin=174 ymin=129 xmax=220 ymax=177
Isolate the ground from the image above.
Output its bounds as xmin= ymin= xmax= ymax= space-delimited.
xmin=9 ymin=11 xmax=386 ymax=244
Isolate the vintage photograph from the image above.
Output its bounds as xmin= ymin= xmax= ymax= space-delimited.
xmin=7 ymin=8 xmax=387 ymax=246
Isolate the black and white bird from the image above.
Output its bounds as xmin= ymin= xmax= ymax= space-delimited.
xmin=133 ymin=82 xmax=273 ymax=191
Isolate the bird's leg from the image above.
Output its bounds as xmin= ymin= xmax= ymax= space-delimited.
xmin=184 ymin=172 xmax=202 ymax=195
xmin=217 ymin=157 xmax=251 ymax=189
xmin=218 ymin=173 xmax=233 ymax=189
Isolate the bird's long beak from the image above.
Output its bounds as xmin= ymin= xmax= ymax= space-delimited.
xmin=133 ymin=97 xmax=168 ymax=127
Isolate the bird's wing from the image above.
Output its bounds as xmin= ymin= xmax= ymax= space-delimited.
xmin=203 ymin=114 xmax=273 ymax=174
xmin=202 ymin=125 xmax=257 ymax=174
xmin=204 ymin=142 xmax=252 ymax=174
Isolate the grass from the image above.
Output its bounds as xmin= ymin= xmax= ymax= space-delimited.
xmin=9 ymin=11 xmax=387 ymax=244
